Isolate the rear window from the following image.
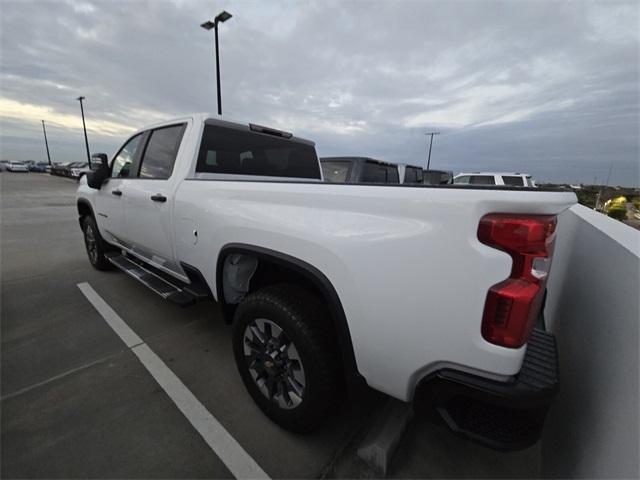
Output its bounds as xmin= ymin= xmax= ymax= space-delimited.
xmin=361 ymin=161 xmax=399 ymax=184
xmin=321 ymin=160 xmax=351 ymax=183
xmin=196 ymin=125 xmax=320 ymax=179
xmin=469 ymin=175 xmax=496 ymax=185
xmin=404 ymin=166 xmax=423 ymax=184
xmin=503 ymin=176 xmax=525 ymax=186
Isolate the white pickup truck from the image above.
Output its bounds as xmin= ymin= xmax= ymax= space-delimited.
xmin=77 ymin=114 xmax=576 ymax=450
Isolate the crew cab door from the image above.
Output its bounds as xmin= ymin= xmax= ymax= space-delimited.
xmin=94 ymin=133 xmax=145 ymax=244
xmin=122 ymin=123 xmax=187 ymax=278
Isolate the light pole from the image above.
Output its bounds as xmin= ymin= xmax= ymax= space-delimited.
xmin=41 ymin=120 xmax=52 ymax=166
xmin=201 ymin=10 xmax=232 ymax=116
xmin=425 ymin=131 xmax=440 ymax=170
xmin=76 ymin=96 xmax=92 ymax=168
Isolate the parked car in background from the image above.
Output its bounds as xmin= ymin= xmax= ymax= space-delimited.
xmin=70 ymin=162 xmax=91 ymax=180
xmin=7 ymin=161 xmax=29 ymax=172
xmin=398 ymin=164 xmax=424 ymax=184
xmin=423 ymin=169 xmax=453 ymax=185
xmin=454 ymin=172 xmax=537 ymax=187
xmin=0 ymin=161 xmax=9 ymax=172
xmin=320 ymin=156 xmax=400 ymax=183
xmin=29 ymin=161 xmax=49 ymax=172
xmin=62 ymin=162 xmax=87 ymax=178
xmin=50 ymin=162 xmax=71 ymax=176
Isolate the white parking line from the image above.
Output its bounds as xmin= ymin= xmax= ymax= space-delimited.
xmin=77 ymin=282 xmax=270 ymax=480
xmin=77 ymin=283 xmax=143 ymax=348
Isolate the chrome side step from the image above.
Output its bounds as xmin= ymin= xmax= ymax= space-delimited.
xmin=105 ymin=252 xmax=196 ymax=306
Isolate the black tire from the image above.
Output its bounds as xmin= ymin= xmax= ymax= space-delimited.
xmin=232 ymin=284 xmax=342 ymax=432
xmin=82 ymin=215 xmax=113 ymax=271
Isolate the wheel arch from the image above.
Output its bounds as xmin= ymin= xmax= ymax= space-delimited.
xmin=216 ymin=243 xmax=364 ymax=390
xmin=77 ymin=198 xmax=94 ymax=228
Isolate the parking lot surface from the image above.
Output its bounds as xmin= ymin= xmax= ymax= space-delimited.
xmin=1 ymin=172 xmax=540 ymax=478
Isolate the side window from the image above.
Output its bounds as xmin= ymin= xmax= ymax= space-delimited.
xmin=454 ymin=175 xmax=470 ymax=184
xmin=469 ymin=175 xmax=496 ymax=185
xmin=361 ymin=162 xmax=387 ymax=183
xmin=503 ymin=176 xmax=525 ymax=186
xmin=387 ymin=165 xmax=400 ymax=183
xmin=138 ymin=124 xmax=186 ymax=179
xmin=404 ymin=167 xmax=422 ymax=184
xmin=111 ymin=134 xmax=143 ymax=178
xmin=321 ymin=161 xmax=351 ymax=183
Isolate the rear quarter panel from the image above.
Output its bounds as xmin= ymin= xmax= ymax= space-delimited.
xmin=173 ymin=181 xmax=576 ymax=400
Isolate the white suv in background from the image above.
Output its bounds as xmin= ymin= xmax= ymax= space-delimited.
xmin=453 ymin=172 xmax=536 ymax=187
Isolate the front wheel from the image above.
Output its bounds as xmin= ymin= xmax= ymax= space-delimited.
xmin=82 ymin=216 xmax=113 ymax=271
xmin=232 ymin=285 xmax=342 ymax=432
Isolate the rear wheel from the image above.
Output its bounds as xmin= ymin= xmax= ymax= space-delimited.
xmin=82 ymin=215 xmax=113 ymax=271
xmin=232 ymin=284 xmax=342 ymax=432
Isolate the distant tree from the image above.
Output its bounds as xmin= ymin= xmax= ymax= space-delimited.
xmin=576 ymin=190 xmax=598 ymax=209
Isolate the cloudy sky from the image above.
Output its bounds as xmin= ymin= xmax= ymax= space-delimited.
xmin=1 ymin=0 xmax=638 ymax=185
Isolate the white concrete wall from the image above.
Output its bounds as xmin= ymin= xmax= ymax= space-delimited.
xmin=542 ymin=204 xmax=639 ymax=478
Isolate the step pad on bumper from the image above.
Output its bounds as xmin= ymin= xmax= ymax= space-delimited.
xmin=415 ymin=328 xmax=558 ymax=451
xmin=105 ymin=253 xmax=196 ymax=306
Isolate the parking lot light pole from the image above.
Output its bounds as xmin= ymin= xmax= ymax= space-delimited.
xmin=200 ymin=10 xmax=232 ymax=116
xmin=76 ymin=96 xmax=92 ymax=168
xmin=41 ymin=120 xmax=52 ymax=166
xmin=425 ymin=131 xmax=440 ymax=170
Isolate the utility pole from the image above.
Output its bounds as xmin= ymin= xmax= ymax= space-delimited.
xmin=41 ymin=120 xmax=52 ymax=166
xmin=76 ymin=96 xmax=92 ymax=168
xmin=595 ymin=162 xmax=614 ymax=211
xmin=425 ymin=131 xmax=440 ymax=170
xmin=605 ymin=161 xmax=613 ymax=186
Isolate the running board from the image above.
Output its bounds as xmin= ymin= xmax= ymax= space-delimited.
xmin=105 ymin=252 xmax=196 ymax=307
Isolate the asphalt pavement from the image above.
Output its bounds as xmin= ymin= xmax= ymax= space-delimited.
xmin=1 ymin=172 xmax=540 ymax=478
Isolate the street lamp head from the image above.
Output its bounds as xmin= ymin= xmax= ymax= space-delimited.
xmin=77 ymin=96 xmax=85 ymax=101
xmin=215 ymin=10 xmax=232 ymax=23
xmin=200 ymin=20 xmax=215 ymax=30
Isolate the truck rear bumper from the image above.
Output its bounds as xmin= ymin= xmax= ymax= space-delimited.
xmin=414 ymin=328 xmax=558 ymax=451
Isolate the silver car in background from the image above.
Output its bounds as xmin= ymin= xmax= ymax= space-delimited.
xmin=453 ymin=172 xmax=536 ymax=187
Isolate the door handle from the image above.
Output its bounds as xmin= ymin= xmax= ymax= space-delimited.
xmin=150 ymin=194 xmax=167 ymax=203
xmin=111 ymin=189 xmax=123 ymax=196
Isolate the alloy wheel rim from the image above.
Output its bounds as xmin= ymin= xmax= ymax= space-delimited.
xmin=243 ymin=318 xmax=306 ymax=410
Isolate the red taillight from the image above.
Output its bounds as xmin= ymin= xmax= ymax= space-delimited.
xmin=478 ymin=214 xmax=557 ymax=348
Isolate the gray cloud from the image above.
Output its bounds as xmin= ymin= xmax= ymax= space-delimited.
xmin=1 ymin=0 xmax=638 ymax=185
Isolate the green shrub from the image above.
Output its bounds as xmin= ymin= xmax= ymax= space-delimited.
xmin=608 ymin=206 xmax=627 ymax=221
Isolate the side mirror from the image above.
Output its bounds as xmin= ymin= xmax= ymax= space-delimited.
xmin=87 ymin=153 xmax=109 ymax=189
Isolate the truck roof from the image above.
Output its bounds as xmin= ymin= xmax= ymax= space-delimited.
xmin=132 ymin=113 xmax=315 ymax=146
